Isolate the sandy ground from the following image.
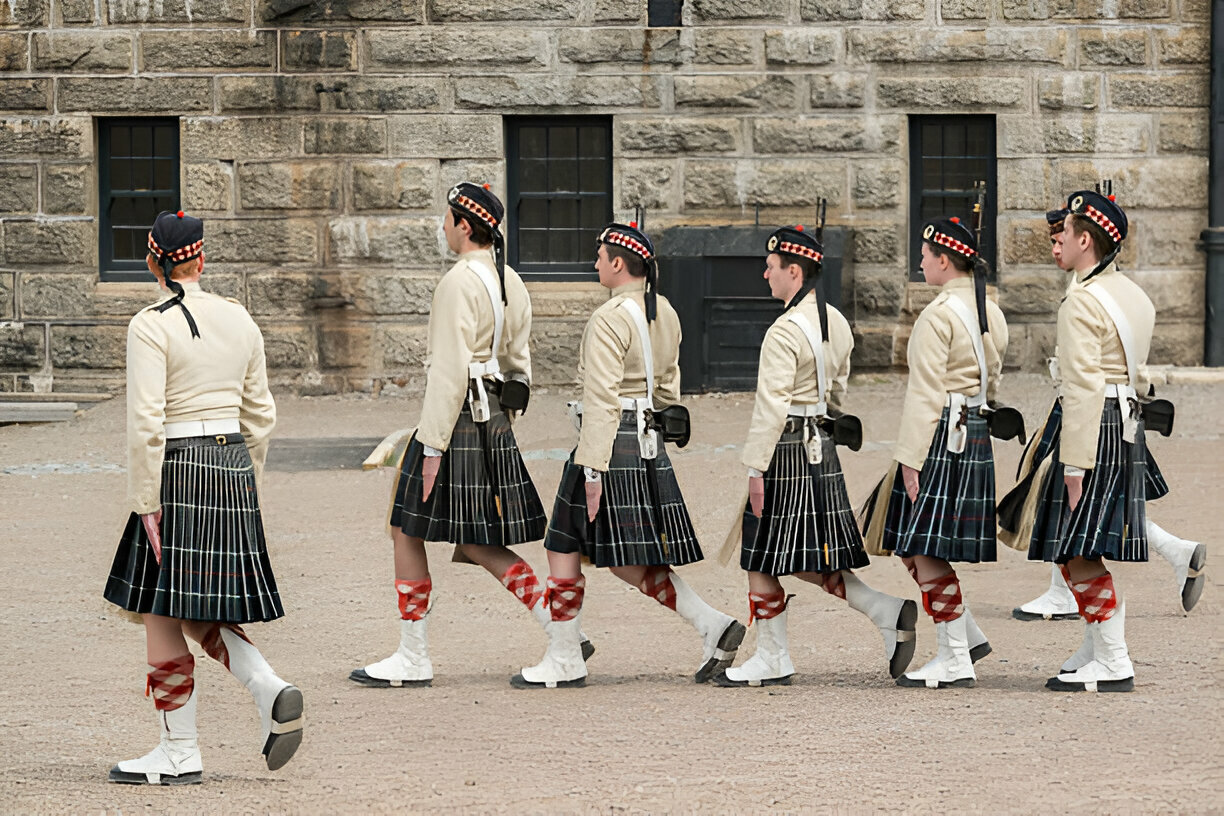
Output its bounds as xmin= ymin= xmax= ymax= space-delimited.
xmin=1 ymin=374 xmax=1221 ymax=814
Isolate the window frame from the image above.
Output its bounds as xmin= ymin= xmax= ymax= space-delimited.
xmin=98 ymin=117 xmax=181 ymax=283
xmin=907 ymin=115 xmax=998 ymax=282
xmin=505 ymin=116 xmax=614 ymax=282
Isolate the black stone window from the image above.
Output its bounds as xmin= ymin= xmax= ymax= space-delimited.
xmin=648 ymin=0 xmax=684 ymax=26
xmin=99 ymin=118 xmax=180 ymax=282
xmin=506 ymin=117 xmax=613 ymax=280
xmin=908 ymin=115 xmax=997 ymax=281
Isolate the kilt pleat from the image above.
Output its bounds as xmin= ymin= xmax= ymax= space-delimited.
xmin=740 ymin=426 xmax=869 ymax=576
xmin=876 ymin=408 xmax=998 ymax=563
xmin=103 ymin=436 xmax=284 ymax=623
xmin=544 ymin=412 xmax=703 ymax=569
xmin=1026 ymin=398 xmax=1156 ymax=563
xmin=390 ymin=407 xmax=547 ymax=547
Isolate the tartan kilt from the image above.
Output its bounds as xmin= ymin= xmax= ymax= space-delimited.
xmin=544 ymin=411 xmax=703 ymax=569
xmin=740 ymin=425 xmax=869 ymax=576
xmin=864 ymin=408 xmax=998 ymax=563
xmin=103 ymin=435 xmax=284 ymax=624
xmin=390 ymin=405 xmax=547 ymax=547
xmin=1023 ymin=398 xmax=1163 ymax=564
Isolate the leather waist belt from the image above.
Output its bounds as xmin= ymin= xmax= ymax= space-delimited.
xmin=165 ymin=418 xmax=240 ymax=439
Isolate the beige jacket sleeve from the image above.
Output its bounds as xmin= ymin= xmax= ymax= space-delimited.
xmin=574 ymin=310 xmax=631 ymax=471
xmin=742 ymin=323 xmax=802 ymax=473
xmin=654 ymin=299 xmax=682 ymax=406
xmin=895 ymin=305 xmax=952 ymax=471
xmin=500 ymin=268 xmax=532 ymax=384
xmin=417 ymin=270 xmax=478 ymax=452
xmin=239 ymin=325 xmax=276 ymax=485
xmin=985 ymin=303 xmax=1009 ymax=404
xmin=827 ymin=309 xmax=853 ymax=415
xmin=1057 ymin=287 xmax=1108 ymax=470
xmin=126 ymin=311 xmax=168 ymax=515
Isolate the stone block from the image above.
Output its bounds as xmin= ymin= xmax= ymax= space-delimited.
xmin=1054 ymin=157 xmax=1208 ymax=208
xmin=0 ymin=323 xmax=44 ymax=370
xmin=753 ymin=116 xmax=900 ymax=153
xmin=852 ymin=161 xmax=904 ymax=209
xmin=304 ymin=117 xmax=385 ymax=154
xmin=527 ymin=318 xmax=584 ymax=385
xmin=31 ymin=32 xmax=132 ymax=73
xmin=389 ymin=115 xmax=502 ymax=159
xmin=1039 ymin=75 xmax=1100 ymax=110
xmin=998 ymin=158 xmax=1055 ymax=211
xmin=426 ymin=0 xmax=576 ymax=22
xmin=58 ymin=77 xmax=212 ymax=112
xmin=259 ymin=323 xmax=318 ymax=370
xmin=0 ymin=271 xmax=12 ymax=319
xmin=0 ymin=0 xmax=49 ymax=26
xmin=1156 ymin=27 xmax=1209 ymax=65
xmin=1 ymin=219 xmax=93 ymax=265
xmin=319 ymin=324 xmax=372 ymax=370
xmin=850 ymin=224 xmax=903 ymax=264
xmin=107 ymin=0 xmax=247 ymax=23
xmin=616 ymin=117 xmax=740 ymax=155
xmin=42 ymin=164 xmax=90 ymax=215
xmin=0 ymin=33 xmax=28 ymax=71
xmin=764 ymin=30 xmax=838 ymax=65
xmin=1127 ymin=267 xmax=1202 ymax=320
xmin=205 ymin=218 xmax=319 ymax=263
xmin=810 ymin=73 xmax=867 ymax=108
xmin=182 ymin=117 xmax=301 ymax=160
xmin=1043 ymin=115 xmax=1152 ymax=154
xmin=1045 ymin=0 xmax=1171 ymax=17
xmin=0 ymin=80 xmax=51 ymax=112
xmin=50 ymin=324 xmax=126 ymax=369
xmin=262 ymin=0 xmax=420 ymax=23
xmin=682 ymin=159 xmax=846 ymax=209
xmin=522 ymin=281 xmax=606 ymax=317
xmin=365 ymin=28 xmax=549 ymax=69
xmin=282 ymin=30 xmax=357 ymax=72
xmin=456 ymin=75 xmax=662 ymax=110
xmin=593 ymin=0 xmax=642 ymax=22
xmin=352 ymin=161 xmax=437 ymax=211
xmin=341 ymin=270 xmax=437 ymax=315
xmin=0 ymin=164 xmax=38 ymax=214
xmin=59 ymin=0 xmax=96 ymax=23
xmin=691 ymin=29 xmax=761 ymax=65
xmin=674 ymin=75 xmax=798 ymax=110
xmin=1006 ymin=323 xmax=1058 ymax=371
xmin=1000 ymin=217 xmax=1052 ymax=265
xmin=1133 ymin=213 xmax=1211 ymax=274
xmin=801 ymin=0 xmax=923 ymax=20
xmin=377 ymin=323 xmax=429 ymax=369
xmin=217 ymin=76 xmax=326 ymax=112
xmin=690 ymin=0 xmax=787 ymax=20
xmin=183 ymin=162 xmax=233 ymax=212
xmin=219 ymin=76 xmax=443 ymax=113
xmin=941 ymin=0 xmax=986 ymax=18
xmin=1002 ymin=0 xmax=1050 ymax=18
xmin=877 ymin=77 xmax=1027 ymax=109
xmin=853 ymin=266 xmax=905 ymax=319
xmin=1156 ymin=113 xmax=1208 ymax=153
xmin=998 ymin=115 xmax=1045 ymax=156
xmin=558 ymin=29 xmax=680 ymax=65
xmin=1149 ymin=322 xmax=1201 ymax=366
xmin=615 ymin=159 xmax=676 ymax=211
xmin=438 ymin=159 xmax=504 ymax=195
xmin=1079 ymin=29 xmax=1147 ymax=66
xmin=19 ymin=272 xmax=147 ymax=318
xmin=142 ymin=30 xmax=275 ymax=71
xmin=852 ymin=29 xmax=1066 ymax=64
xmin=239 ymin=161 xmax=341 ymax=210
xmin=247 ymin=272 xmax=321 ymax=316
xmin=329 ymin=217 xmax=443 ymax=266
xmin=997 ymin=269 xmax=1066 ymax=317
xmin=1180 ymin=0 xmax=1208 ymax=19
xmin=1110 ymin=74 xmax=1207 ymax=108
xmin=850 ymin=326 xmax=900 ymax=369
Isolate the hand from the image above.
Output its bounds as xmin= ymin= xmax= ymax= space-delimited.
xmin=1065 ymin=473 xmax=1084 ymax=511
xmin=421 ymin=454 xmax=441 ymax=501
xmin=140 ymin=509 xmax=163 ymax=564
xmin=585 ymin=479 xmax=602 ymax=522
xmin=749 ymin=475 xmax=764 ymax=518
xmin=901 ymin=464 xmax=920 ymax=503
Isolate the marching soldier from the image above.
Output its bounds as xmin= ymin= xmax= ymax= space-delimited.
xmin=716 ymin=224 xmax=917 ymax=688
xmin=512 ymin=221 xmax=744 ymax=689
xmin=861 ymin=214 xmax=1009 ymax=689
xmin=350 ymin=183 xmax=590 ymax=688
xmin=104 ymin=211 xmax=302 ymax=784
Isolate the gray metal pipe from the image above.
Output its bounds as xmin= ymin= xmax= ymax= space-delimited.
xmin=1203 ymin=0 xmax=1224 ymax=365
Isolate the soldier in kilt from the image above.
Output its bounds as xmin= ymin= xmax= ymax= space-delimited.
xmin=512 ymin=222 xmax=745 ymax=689
xmin=1010 ymin=207 xmax=1206 ymax=622
xmin=715 ymin=226 xmax=918 ymax=688
xmin=861 ymin=216 xmax=1008 ymax=689
xmin=104 ymin=211 xmax=302 ymax=785
xmin=350 ymin=183 xmax=575 ymax=688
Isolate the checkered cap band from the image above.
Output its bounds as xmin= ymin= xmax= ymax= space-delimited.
xmin=1083 ymin=204 xmax=1122 ymax=244
xmin=778 ymin=240 xmax=823 ymax=263
xmin=453 ymin=194 xmax=500 ymax=229
xmin=600 ymin=229 xmax=652 ymax=260
xmin=148 ymin=234 xmax=203 ymax=264
xmin=930 ymin=230 xmax=977 ymax=259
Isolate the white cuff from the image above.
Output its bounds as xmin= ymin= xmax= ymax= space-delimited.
xmin=583 ymin=466 xmax=602 ymax=483
xmin=423 ymin=444 xmax=444 ymax=457
xmin=747 ymin=467 xmax=764 ymax=478
xmin=1063 ymin=465 xmax=1086 ymax=477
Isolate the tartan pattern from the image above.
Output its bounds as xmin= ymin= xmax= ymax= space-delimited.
xmin=1071 ymin=572 xmax=1118 ymax=623
xmin=396 ymin=578 xmax=431 ymax=621
xmin=878 ymin=408 xmax=998 ymax=563
xmin=148 ymin=655 xmax=195 ymax=712
xmin=920 ymin=572 xmax=964 ymax=622
xmin=749 ymin=591 xmax=787 ymax=623
xmin=1026 ymin=399 xmax=1160 ymax=564
xmin=546 ymin=575 xmax=585 ymax=621
xmin=638 ymin=565 xmax=677 ymax=610
xmin=390 ymin=406 xmax=547 ymax=547
xmin=104 ymin=436 xmax=284 ymax=624
xmin=740 ymin=425 xmax=869 ymax=576
xmin=501 ymin=560 xmax=544 ymax=610
xmin=544 ymin=412 xmax=704 ymax=569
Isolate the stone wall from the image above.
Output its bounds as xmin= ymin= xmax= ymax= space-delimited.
xmin=0 ymin=0 xmax=1211 ymax=394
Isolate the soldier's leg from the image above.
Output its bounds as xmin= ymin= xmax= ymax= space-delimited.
xmin=350 ymin=528 xmax=433 ymax=687
xmin=1145 ymin=519 xmax=1207 ymax=613
xmin=795 ymin=570 xmax=917 ymax=679
xmin=896 ymin=556 xmax=976 ymax=689
xmin=900 ymin=556 xmax=991 ymax=662
xmin=511 ymin=549 xmax=588 ymax=689
xmin=714 ymin=573 xmax=793 ymax=687
xmin=1046 ymin=556 xmax=1134 ymax=692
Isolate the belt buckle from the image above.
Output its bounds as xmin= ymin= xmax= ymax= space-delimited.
xmin=215 ymin=434 xmax=228 ymax=445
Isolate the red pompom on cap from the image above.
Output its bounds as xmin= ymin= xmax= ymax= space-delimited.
xmin=176 ymin=210 xmax=185 ymax=218
xmin=950 ymin=216 xmax=960 ymax=224
xmin=482 ymin=183 xmax=491 ymax=190
xmin=795 ymin=224 xmax=804 ymax=232
xmin=1108 ymin=194 xmax=1116 ymax=202
xmin=629 ymin=221 xmax=638 ymax=229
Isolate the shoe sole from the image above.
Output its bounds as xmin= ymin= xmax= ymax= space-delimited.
xmin=108 ymin=768 xmax=203 ymax=786
xmin=712 ymin=672 xmax=793 ymax=688
xmin=508 ymin=672 xmax=587 ymax=689
xmin=263 ymin=685 xmax=304 ymax=772
xmin=1011 ymin=608 xmax=1079 ymax=622
xmin=1044 ymin=675 xmax=1134 ymax=693
xmin=348 ymin=668 xmax=432 ymax=688
xmin=888 ymin=600 xmax=919 ymax=679
xmin=694 ymin=620 xmax=747 ymax=684
xmin=969 ymin=642 xmax=992 ymax=664
xmin=1182 ymin=543 xmax=1207 ymax=612
xmin=581 ymin=639 xmax=595 ymax=662
xmin=895 ymin=676 xmax=976 ymax=689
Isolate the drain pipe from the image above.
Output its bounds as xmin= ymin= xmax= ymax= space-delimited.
xmin=1203 ymin=0 xmax=1224 ymax=364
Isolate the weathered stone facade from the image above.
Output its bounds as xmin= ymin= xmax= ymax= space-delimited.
xmin=0 ymin=0 xmax=1211 ymax=394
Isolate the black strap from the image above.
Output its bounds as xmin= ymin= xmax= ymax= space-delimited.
xmin=973 ymin=260 xmax=989 ymax=334
xmin=153 ymin=276 xmax=200 ymax=339
xmin=785 ymin=282 xmax=829 ymax=340
xmin=1079 ymin=245 xmax=1121 ymax=284
xmin=492 ymin=232 xmax=507 ymax=305
xmin=644 ymin=258 xmax=658 ymax=322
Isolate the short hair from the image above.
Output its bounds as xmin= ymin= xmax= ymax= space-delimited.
xmin=924 ymin=240 xmax=973 ymax=273
xmin=451 ymin=207 xmax=494 ymax=248
xmin=1066 ymin=213 xmax=1114 ymax=260
xmin=775 ymin=252 xmax=821 ymax=281
xmin=604 ymin=243 xmax=646 ymax=278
